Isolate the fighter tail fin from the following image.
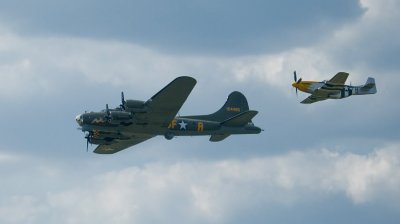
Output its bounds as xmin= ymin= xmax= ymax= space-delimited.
xmin=360 ymin=77 xmax=377 ymax=94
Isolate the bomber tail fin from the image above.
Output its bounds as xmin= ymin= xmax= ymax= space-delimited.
xmin=181 ymin=91 xmax=250 ymax=122
xmin=209 ymin=91 xmax=250 ymax=122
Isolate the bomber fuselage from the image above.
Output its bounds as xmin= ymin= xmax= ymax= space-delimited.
xmin=76 ymin=110 xmax=261 ymax=143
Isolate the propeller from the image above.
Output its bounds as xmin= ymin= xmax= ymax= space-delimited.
xmin=84 ymin=132 xmax=93 ymax=152
xmin=86 ymin=137 xmax=89 ymax=152
xmin=293 ymin=71 xmax=302 ymax=96
xmin=105 ymin=104 xmax=111 ymax=121
xmin=120 ymin=92 xmax=126 ymax=110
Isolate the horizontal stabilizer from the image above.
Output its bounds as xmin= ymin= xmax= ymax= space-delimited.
xmin=210 ymin=134 xmax=230 ymax=142
xmin=221 ymin=110 xmax=258 ymax=126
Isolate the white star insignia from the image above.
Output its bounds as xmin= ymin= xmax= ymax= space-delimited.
xmin=178 ymin=120 xmax=187 ymax=130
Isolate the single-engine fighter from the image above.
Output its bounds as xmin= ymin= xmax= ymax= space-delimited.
xmin=292 ymin=71 xmax=377 ymax=104
xmin=76 ymin=76 xmax=262 ymax=154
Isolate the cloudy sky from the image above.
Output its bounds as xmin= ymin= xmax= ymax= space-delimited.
xmin=0 ymin=0 xmax=399 ymax=223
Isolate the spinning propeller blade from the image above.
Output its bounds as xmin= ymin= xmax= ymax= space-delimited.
xmin=297 ymin=78 xmax=302 ymax=84
xmin=293 ymin=71 xmax=301 ymax=95
xmin=120 ymin=92 xmax=126 ymax=110
xmin=105 ymin=104 xmax=111 ymax=121
xmin=85 ymin=132 xmax=92 ymax=152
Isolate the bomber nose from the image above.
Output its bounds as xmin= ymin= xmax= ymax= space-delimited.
xmin=75 ymin=114 xmax=83 ymax=125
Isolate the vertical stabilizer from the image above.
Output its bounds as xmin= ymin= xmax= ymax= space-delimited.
xmin=209 ymin=91 xmax=249 ymax=121
xmin=359 ymin=77 xmax=377 ymax=94
xmin=181 ymin=91 xmax=250 ymax=122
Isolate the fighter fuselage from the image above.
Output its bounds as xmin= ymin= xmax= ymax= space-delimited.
xmin=292 ymin=81 xmax=373 ymax=99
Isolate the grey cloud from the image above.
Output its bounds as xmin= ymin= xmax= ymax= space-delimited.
xmin=323 ymin=0 xmax=400 ymax=72
xmin=0 ymin=0 xmax=363 ymax=55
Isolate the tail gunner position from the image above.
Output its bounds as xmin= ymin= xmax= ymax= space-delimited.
xmin=76 ymin=76 xmax=262 ymax=154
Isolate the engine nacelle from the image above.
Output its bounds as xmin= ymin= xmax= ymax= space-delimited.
xmin=110 ymin=111 xmax=132 ymax=120
xmin=125 ymin=100 xmax=148 ymax=112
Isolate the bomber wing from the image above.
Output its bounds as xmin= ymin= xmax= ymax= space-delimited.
xmin=94 ymin=134 xmax=155 ymax=154
xmin=136 ymin=76 xmax=197 ymax=126
xmin=301 ymin=88 xmax=330 ymax=104
xmin=327 ymin=72 xmax=349 ymax=85
xmin=94 ymin=76 xmax=197 ymax=154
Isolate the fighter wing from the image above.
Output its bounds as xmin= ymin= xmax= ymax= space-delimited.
xmin=137 ymin=76 xmax=197 ymax=126
xmin=327 ymin=72 xmax=349 ymax=85
xmin=300 ymin=88 xmax=330 ymax=104
xmin=94 ymin=134 xmax=155 ymax=154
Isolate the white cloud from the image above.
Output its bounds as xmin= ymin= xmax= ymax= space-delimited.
xmin=1 ymin=144 xmax=399 ymax=223
xmin=0 ymin=195 xmax=48 ymax=223
xmin=333 ymin=144 xmax=400 ymax=203
xmin=228 ymin=48 xmax=335 ymax=95
xmin=0 ymin=151 xmax=19 ymax=163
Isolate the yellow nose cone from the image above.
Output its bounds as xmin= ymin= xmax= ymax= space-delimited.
xmin=292 ymin=82 xmax=298 ymax=88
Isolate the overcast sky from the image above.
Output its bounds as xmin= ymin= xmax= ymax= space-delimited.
xmin=0 ymin=0 xmax=399 ymax=223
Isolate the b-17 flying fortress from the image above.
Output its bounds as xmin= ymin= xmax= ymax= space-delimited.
xmin=76 ymin=76 xmax=262 ymax=154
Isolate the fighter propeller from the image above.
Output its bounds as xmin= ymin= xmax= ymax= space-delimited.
xmin=293 ymin=71 xmax=302 ymax=95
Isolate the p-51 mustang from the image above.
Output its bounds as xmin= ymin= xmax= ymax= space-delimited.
xmin=291 ymin=71 xmax=377 ymax=104
xmin=76 ymin=76 xmax=262 ymax=154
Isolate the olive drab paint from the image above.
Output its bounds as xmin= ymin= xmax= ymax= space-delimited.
xmin=76 ymin=76 xmax=262 ymax=154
